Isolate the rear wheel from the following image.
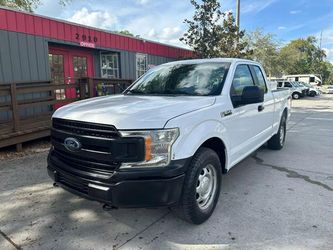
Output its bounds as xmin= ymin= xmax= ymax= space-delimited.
xmin=292 ymin=92 xmax=300 ymax=99
xmin=267 ymin=113 xmax=287 ymax=150
xmin=172 ymin=148 xmax=222 ymax=224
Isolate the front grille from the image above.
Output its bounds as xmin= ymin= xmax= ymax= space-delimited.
xmin=53 ymin=118 xmax=120 ymax=139
xmin=51 ymin=118 xmax=121 ymax=178
xmin=52 ymin=150 xmax=117 ymax=176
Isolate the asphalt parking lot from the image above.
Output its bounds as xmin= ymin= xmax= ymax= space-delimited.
xmin=1 ymin=95 xmax=333 ymax=250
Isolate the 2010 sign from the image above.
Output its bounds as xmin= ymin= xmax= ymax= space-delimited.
xmin=75 ymin=33 xmax=98 ymax=43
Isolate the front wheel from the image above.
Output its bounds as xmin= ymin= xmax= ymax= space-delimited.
xmin=267 ymin=113 xmax=287 ymax=150
xmin=292 ymin=92 xmax=300 ymax=99
xmin=172 ymin=147 xmax=222 ymax=224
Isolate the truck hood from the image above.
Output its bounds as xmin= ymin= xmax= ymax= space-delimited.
xmin=53 ymin=95 xmax=216 ymax=129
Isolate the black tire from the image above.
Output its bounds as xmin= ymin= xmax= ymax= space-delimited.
xmin=309 ymin=91 xmax=316 ymax=97
xmin=172 ymin=147 xmax=222 ymax=224
xmin=292 ymin=92 xmax=300 ymax=99
xmin=267 ymin=113 xmax=287 ymax=150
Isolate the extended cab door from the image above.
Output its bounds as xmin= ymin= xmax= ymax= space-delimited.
xmin=249 ymin=65 xmax=275 ymax=144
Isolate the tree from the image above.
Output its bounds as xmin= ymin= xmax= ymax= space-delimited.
xmin=245 ymin=29 xmax=281 ymax=77
xmin=180 ymin=0 xmax=250 ymax=58
xmin=218 ymin=12 xmax=250 ymax=58
xmin=0 ymin=0 xmax=70 ymax=12
xmin=180 ymin=0 xmax=223 ymax=58
xmin=279 ymin=36 xmax=326 ymax=75
xmin=116 ymin=30 xmax=135 ymax=37
xmin=320 ymin=61 xmax=333 ymax=85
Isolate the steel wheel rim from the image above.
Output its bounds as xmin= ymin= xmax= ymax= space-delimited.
xmin=196 ymin=164 xmax=217 ymax=210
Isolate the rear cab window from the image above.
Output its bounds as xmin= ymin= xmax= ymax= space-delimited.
xmin=250 ymin=65 xmax=268 ymax=93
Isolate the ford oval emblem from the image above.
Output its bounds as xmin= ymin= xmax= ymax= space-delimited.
xmin=64 ymin=137 xmax=81 ymax=152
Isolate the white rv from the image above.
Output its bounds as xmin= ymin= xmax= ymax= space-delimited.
xmin=284 ymin=74 xmax=322 ymax=86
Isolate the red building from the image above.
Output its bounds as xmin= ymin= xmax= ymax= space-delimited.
xmin=0 ymin=7 xmax=192 ymax=85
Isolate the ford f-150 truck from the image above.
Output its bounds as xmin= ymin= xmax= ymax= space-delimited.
xmin=48 ymin=58 xmax=291 ymax=224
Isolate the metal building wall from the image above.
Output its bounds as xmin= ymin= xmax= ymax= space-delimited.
xmin=0 ymin=30 xmax=51 ymax=121
xmin=0 ymin=30 xmax=50 ymax=83
xmin=0 ymin=29 xmax=179 ymax=84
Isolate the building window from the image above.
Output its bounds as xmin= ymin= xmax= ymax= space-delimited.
xmin=73 ymin=56 xmax=88 ymax=78
xmin=49 ymin=53 xmax=65 ymax=100
xmin=136 ymin=53 xmax=147 ymax=78
xmin=101 ymin=53 xmax=119 ymax=78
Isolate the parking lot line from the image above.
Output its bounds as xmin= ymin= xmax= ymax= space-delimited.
xmin=305 ymin=117 xmax=333 ymax=121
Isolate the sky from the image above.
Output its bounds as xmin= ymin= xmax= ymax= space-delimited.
xmin=35 ymin=0 xmax=333 ymax=62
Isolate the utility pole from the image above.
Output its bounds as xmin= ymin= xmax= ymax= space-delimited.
xmin=236 ymin=0 xmax=240 ymax=29
xmin=319 ymin=30 xmax=323 ymax=50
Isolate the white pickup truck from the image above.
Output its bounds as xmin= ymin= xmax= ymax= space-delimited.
xmin=48 ymin=58 xmax=291 ymax=224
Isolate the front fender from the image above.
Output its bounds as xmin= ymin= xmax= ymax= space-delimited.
xmin=169 ymin=119 xmax=230 ymax=167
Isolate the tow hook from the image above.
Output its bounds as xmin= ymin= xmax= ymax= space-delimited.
xmin=103 ymin=204 xmax=118 ymax=211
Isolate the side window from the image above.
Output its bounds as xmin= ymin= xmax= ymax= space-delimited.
xmin=277 ymin=82 xmax=282 ymax=87
xmin=230 ymin=65 xmax=255 ymax=106
xmin=136 ymin=53 xmax=147 ymax=78
xmin=284 ymin=82 xmax=292 ymax=88
xmin=252 ymin=66 xmax=267 ymax=93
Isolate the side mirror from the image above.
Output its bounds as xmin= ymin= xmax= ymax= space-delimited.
xmin=241 ymin=86 xmax=264 ymax=105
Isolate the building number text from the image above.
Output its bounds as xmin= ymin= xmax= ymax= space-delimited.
xmin=75 ymin=33 xmax=98 ymax=43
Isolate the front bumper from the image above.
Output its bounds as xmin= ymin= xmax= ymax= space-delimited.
xmin=47 ymin=150 xmax=191 ymax=208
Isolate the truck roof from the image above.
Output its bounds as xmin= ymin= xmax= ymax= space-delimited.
xmin=164 ymin=58 xmax=258 ymax=65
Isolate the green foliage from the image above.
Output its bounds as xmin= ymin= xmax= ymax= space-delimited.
xmin=244 ymin=29 xmax=281 ymax=77
xmin=279 ymin=36 xmax=325 ymax=74
xmin=0 ymin=0 xmax=40 ymax=12
xmin=0 ymin=0 xmax=70 ymax=12
xmin=218 ymin=12 xmax=250 ymax=58
xmin=116 ymin=30 xmax=135 ymax=37
xmin=181 ymin=0 xmax=251 ymax=58
xmin=320 ymin=61 xmax=333 ymax=85
xmin=245 ymin=31 xmax=333 ymax=84
xmin=278 ymin=36 xmax=332 ymax=84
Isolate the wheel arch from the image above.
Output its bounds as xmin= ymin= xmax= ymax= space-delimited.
xmin=283 ymin=107 xmax=288 ymax=117
xmin=199 ymin=137 xmax=228 ymax=174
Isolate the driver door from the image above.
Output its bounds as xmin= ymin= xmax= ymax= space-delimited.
xmin=223 ymin=64 xmax=262 ymax=166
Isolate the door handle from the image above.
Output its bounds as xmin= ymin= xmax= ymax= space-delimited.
xmin=221 ymin=110 xmax=232 ymax=117
xmin=258 ymin=105 xmax=265 ymax=112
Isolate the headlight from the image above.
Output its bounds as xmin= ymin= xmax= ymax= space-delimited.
xmin=119 ymin=128 xmax=179 ymax=168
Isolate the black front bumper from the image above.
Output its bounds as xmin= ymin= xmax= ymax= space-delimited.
xmin=48 ymin=150 xmax=191 ymax=208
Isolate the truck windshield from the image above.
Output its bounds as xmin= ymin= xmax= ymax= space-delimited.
xmin=125 ymin=62 xmax=230 ymax=96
